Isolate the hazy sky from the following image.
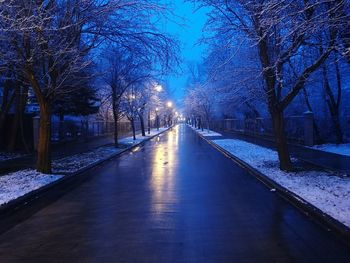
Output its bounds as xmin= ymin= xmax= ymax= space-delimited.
xmin=161 ymin=0 xmax=208 ymax=104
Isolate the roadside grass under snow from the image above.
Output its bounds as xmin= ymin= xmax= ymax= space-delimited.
xmin=212 ymin=138 xmax=350 ymax=228
xmin=0 ymin=128 xmax=167 ymax=206
xmin=0 ymin=170 xmax=62 ymax=206
xmin=0 ymin=152 xmax=27 ymax=162
xmin=188 ymin=125 xmax=222 ymax=137
xmin=311 ymin=143 xmax=350 ymax=157
xmin=53 ymin=145 xmax=123 ymax=173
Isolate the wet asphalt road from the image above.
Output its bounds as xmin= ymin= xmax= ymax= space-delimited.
xmin=0 ymin=124 xmax=349 ymax=262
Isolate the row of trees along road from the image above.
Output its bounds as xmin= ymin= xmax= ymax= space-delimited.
xmin=187 ymin=0 xmax=350 ymax=171
xmin=0 ymin=0 xmax=178 ymax=173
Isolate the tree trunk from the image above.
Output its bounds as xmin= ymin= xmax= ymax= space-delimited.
xmin=131 ymin=118 xmax=136 ymax=140
xmin=37 ymin=103 xmax=52 ymax=174
xmin=111 ymin=88 xmax=120 ymax=147
xmin=139 ymin=112 xmax=146 ymax=136
xmin=114 ymin=119 xmax=119 ymax=148
xmin=271 ymin=111 xmax=293 ymax=171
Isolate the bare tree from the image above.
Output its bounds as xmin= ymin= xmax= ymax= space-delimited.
xmin=191 ymin=0 xmax=341 ymax=170
xmin=0 ymin=0 xmax=178 ymax=173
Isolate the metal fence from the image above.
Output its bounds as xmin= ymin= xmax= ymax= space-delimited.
xmin=209 ymin=115 xmax=308 ymax=145
xmin=51 ymin=120 xmax=142 ymax=143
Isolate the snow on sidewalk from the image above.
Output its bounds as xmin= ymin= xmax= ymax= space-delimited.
xmin=212 ymin=138 xmax=350 ymax=228
xmin=0 ymin=152 xmax=27 ymax=162
xmin=0 ymin=128 xmax=168 ymax=206
xmin=188 ymin=125 xmax=222 ymax=137
xmin=0 ymin=170 xmax=62 ymax=206
xmin=53 ymin=145 xmax=122 ymax=173
xmin=120 ymin=128 xmax=168 ymax=145
xmin=311 ymin=143 xmax=350 ymax=157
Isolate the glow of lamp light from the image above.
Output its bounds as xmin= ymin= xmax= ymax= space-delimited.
xmin=155 ymin=84 xmax=163 ymax=92
xmin=167 ymin=101 xmax=173 ymax=108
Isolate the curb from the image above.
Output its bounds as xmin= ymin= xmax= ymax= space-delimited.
xmin=191 ymin=126 xmax=350 ymax=245
xmin=0 ymin=128 xmax=171 ymax=233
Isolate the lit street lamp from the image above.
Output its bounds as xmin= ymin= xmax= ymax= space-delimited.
xmin=155 ymin=84 xmax=163 ymax=93
xmin=166 ymin=101 xmax=173 ymax=127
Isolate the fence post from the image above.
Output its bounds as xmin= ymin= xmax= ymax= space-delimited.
xmin=303 ymin=111 xmax=314 ymax=146
xmin=32 ymin=116 xmax=40 ymax=151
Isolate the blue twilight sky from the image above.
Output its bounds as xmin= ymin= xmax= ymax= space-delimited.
xmin=160 ymin=0 xmax=209 ymax=104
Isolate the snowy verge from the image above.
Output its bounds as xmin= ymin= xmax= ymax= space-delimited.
xmin=187 ymin=125 xmax=222 ymax=137
xmin=311 ymin=143 xmax=350 ymax=157
xmin=211 ymin=138 xmax=350 ymax=228
xmin=0 ymin=152 xmax=27 ymax=162
xmin=0 ymin=170 xmax=62 ymax=206
xmin=52 ymin=145 xmax=123 ymax=173
xmin=0 ymin=128 xmax=168 ymax=207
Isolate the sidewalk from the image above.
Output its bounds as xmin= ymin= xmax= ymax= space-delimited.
xmin=213 ymin=129 xmax=350 ymax=174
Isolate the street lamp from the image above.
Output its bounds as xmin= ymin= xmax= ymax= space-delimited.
xmin=148 ymin=84 xmax=163 ymax=135
xmin=166 ymin=101 xmax=173 ymax=127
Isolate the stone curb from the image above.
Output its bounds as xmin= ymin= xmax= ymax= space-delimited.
xmin=0 ymin=128 xmax=171 ymax=232
xmin=191 ymin=126 xmax=350 ymax=245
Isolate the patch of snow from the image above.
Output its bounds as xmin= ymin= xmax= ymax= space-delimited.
xmin=198 ymin=130 xmax=222 ymax=137
xmin=188 ymin=125 xmax=222 ymax=137
xmin=53 ymin=146 xmax=122 ymax=173
xmin=0 ymin=169 xmax=62 ymax=206
xmin=311 ymin=143 xmax=350 ymax=157
xmin=213 ymin=139 xmax=350 ymax=228
xmin=0 ymin=152 xmax=27 ymax=162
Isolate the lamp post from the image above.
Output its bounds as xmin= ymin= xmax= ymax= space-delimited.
xmin=148 ymin=84 xmax=163 ymax=134
xmin=167 ymin=101 xmax=173 ymax=127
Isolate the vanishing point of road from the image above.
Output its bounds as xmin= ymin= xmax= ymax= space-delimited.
xmin=0 ymin=125 xmax=349 ymax=262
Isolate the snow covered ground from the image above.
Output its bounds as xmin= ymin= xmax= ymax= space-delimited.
xmin=0 ymin=152 xmax=27 ymax=162
xmin=188 ymin=125 xmax=222 ymax=137
xmin=0 ymin=170 xmax=62 ymax=206
xmin=53 ymin=146 xmax=123 ymax=173
xmin=191 ymin=127 xmax=350 ymax=228
xmin=197 ymin=130 xmax=222 ymax=137
xmin=120 ymin=128 xmax=168 ymax=146
xmin=312 ymin=143 xmax=350 ymax=157
xmin=0 ymin=128 xmax=168 ymax=207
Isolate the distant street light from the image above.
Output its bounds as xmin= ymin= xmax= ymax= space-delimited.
xmin=155 ymin=84 xmax=163 ymax=92
xmin=167 ymin=101 xmax=173 ymax=108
